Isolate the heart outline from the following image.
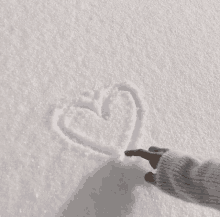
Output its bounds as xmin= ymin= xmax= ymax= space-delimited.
xmin=52 ymin=81 xmax=147 ymax=161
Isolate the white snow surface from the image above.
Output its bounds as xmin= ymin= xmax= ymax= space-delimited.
xmin=1 ymin=0 xmax=220 ymax=216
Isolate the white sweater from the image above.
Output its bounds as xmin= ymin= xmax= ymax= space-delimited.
xmin=156 ymin=150 xmax=220 ymax=210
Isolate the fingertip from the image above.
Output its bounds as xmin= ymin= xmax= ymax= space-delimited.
xmin=144 ymin=172 xmax=156 ymax=184
xmin=124 ymin=150 xmax=133 ymax=156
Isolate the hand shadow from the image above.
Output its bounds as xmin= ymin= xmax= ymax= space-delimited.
xmin=55 ymin=158 xmax=151 ymax=217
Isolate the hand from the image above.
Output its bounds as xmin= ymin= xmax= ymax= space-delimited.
xmin=124 ymin=146 xmax=169 ymax=184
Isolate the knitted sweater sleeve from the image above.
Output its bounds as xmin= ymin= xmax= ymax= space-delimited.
xmin=155 ymin=150 xmax=220 ymax=210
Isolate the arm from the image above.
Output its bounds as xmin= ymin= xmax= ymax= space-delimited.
xmin=156 ymin=150 xmax=220 ymax=210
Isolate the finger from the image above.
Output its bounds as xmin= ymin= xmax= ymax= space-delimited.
xmin=124 ymin=149 xmax=142 ymax=157
xmin=149 ymin=153 xmax=161 ymax=169
xmin=148 ymin=146 xmax=169 ymax=154
xmin=125 ymin=149 xmax=154 ymax=162
xmin=148 ymin=146 xmax=163 ymax=152
xmin=148 ymin=146 xmax=159 ymax=152
xmin=124 ymin=149 xmax=150 ymax=158
xmin=138 ymin=149 xmax=154 ymax=161
xmin=144 ymin=172 xmax=156 ymax=185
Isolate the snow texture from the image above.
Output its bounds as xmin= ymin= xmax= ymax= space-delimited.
xmin=52 ymin=81 xmax=147 ymax=163
xmin=2 ymin=0 xmax=220 ymax=216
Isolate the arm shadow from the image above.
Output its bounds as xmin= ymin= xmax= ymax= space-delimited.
xmin=55 ymin=158 xmax=150 ymax=217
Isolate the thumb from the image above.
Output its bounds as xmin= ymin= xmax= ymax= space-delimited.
xmin=144 ymin=172 xmax=156 ymax=185
xmin=148 ymin=146 xmax=169 ymax=153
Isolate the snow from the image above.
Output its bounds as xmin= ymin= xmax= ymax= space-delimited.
xmin=1 ymin=0 xmax=220 ymax=216
xmin=52 ymin=81 xmax=146 ymax=163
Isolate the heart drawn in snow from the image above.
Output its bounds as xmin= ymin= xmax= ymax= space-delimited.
xmin=52 ymin=82 xmax=147 ymax=161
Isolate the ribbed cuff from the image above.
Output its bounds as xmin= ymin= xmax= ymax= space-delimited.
xmin=155 ymin=150 xmax=200 ymax=203
xmin=155 ymin=150 xmax=220 ymax=209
